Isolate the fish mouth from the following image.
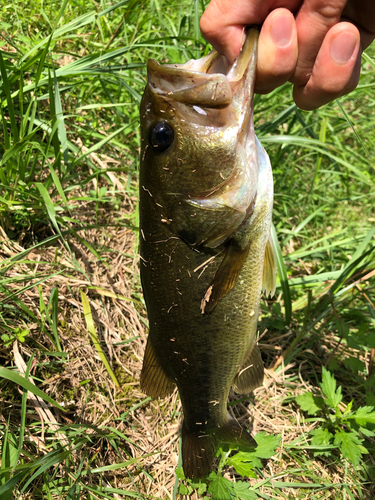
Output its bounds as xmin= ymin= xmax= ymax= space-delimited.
xmin=147 ymin=27 xmax=259 ymax=112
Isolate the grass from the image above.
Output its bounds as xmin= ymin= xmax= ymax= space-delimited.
xmin=0 ymin=0 xmax=374 ymax=498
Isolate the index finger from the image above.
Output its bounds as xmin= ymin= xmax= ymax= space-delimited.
xmin=200 ymin=0 xmax=301 ymax=62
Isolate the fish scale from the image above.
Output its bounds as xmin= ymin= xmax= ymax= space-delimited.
xmin=139 ymin=28 xmax=276 ymax=478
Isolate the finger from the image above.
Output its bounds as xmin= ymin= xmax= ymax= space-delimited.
xmin=256 ymin=9 xmax=298 ymax=93
xmin=293 ymin=22 xmax=361 ymax=110
xmin=291 ymin=0 xmax=347 ymax=86
xmin=200 ymin=0 xmax=301 ymax=63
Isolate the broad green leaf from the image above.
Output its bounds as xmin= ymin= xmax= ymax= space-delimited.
xmin=310 ymin=428 xmax=333 ymax=447
xmin=351 ymin=406 xmax=375 ymax=426
xmin=232 ymin=481 xmax=258 ymax=500
xmin=343 ymin=400 xmax=354 ymax=415
xmin=334 ymin=431 xmax=365 ymax=466
xmin=227 ymin=452 xmax=260 ymax=478
xmin=296 ymin=392 xmax=324 ymax=416
xmin=178 ymin=483 xmax=189 ymax=495
xmin=343 ymin=356 xmax=366 ymax=373
xmin=359 ymin=426 xmax=375 ymax=437
xmin=207 ymin=473 xmax=233 ymax=500
xmin=175 ymin=467 xmax=185 ymax=480
xmin=254 ymin=432 xmax=281 ymax=459
xmin=187 ymin=480 xmax=208 ymax=496
xmin=320 ymin=368 xmax=342 ymax=409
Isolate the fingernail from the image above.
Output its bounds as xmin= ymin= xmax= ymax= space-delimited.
xmin=271 ymin=15 xmax=293 ymax=48
xmin=330 ymin=32 xmax=358 ymax=64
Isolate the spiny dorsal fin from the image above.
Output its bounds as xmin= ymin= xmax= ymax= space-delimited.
xmin=233 ymin=344 xmax=264 ymax=393
xmin=140 ymin=337 xmax=175 ymax=399
xmin=262 ymin=235 xmax=277 ymax=297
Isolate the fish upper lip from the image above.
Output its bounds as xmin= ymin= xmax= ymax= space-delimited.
xmin=146 ymin=27 xmax=258 ymax=113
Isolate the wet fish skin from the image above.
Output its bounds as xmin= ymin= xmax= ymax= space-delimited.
xmin=139 ymin=28 xmax=276 ymax=478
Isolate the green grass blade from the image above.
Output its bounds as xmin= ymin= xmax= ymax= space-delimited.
xmin=12 ymin=355 xmax=32 ymax=473
xmin=263 ymin=135 xmax=372 ymax=186
xmin=80 ymin=291 xmax=120 ymax=388
xmin=54 ymin=0 xmax=70 ymax=27
xmin=88 ymin=453 xmax=158 ymax=473
xmin=0 ymin=471 xmax=28 ymax=498
xmin=98 ymin=0 xmax=130 ymax=18
xmin=0 ymin=368 xmax=65 ymax=411
xmin=336 ymin=99 xmax=370 ymax=159
xmin=311 ymin=117 xmax=326 ymax=188
xmin=35 ymin=182 xmax=63 ymax=237
xmin=346 ymin=226 xmax=375 ymax=269
xmin=47 ymin=163 xmax=70 ymax=213
xmin=281 ymin=204 xmax=329 ymax=246
xmin=52 ymin=62 xmax=70 ymax=168
xmin=49 ymin=287 xmax=62 ymax=352
xmin=72 ymin=125 xmax=127 ymax=166
xmin=0 ymin=134 xmax=40 ymax=167
xmin=0 ymin=421 xmax=15 ymax=500
xmin=20 ymin=449 xmax=71 ymax=494
xmin=271 ymin=223 xmax=292 ymax=324
xmin=34 ymin=35 xmax=53 ymax=91
xmin=0 ymin=51 xmax=19 ymax=142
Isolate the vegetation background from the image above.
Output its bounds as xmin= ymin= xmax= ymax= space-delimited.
xmin=0 ymin=0 xmax=374 ymax=498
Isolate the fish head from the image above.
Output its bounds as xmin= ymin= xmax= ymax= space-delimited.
xmin=140 ymin=29 xmax=260 ymax=248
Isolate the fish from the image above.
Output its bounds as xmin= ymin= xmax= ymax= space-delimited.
xmin=139 ymin=27 xmax=276 ymax=479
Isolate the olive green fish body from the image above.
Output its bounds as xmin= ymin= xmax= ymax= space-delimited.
xmin=139 ymin=29 xmax=276 ymax=478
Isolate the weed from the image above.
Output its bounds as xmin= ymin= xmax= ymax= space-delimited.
xmin=177 ymin=433 xmax=281 ymax=499
xmin=296 ymin=367 xmax=375 ymax=466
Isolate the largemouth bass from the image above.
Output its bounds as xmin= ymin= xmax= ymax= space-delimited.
xmin=139 ymin=28 xmax=276 ymax=479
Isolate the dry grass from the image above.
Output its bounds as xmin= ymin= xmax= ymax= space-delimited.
xmin=1 ymin=188 xmax=374 ymax=499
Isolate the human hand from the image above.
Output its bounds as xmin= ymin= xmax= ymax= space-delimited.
xmin=200 ymin=0 xmax=375 ymax=110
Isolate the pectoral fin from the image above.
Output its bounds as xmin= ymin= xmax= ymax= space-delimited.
xmin=262 ymin=235 xmax=277 ymax=297
xmin=140 ymin=337 xmax=176 ymax=398
xmin=233 ymin=344 xmax=264 ymax=393
xmin=201 ymin=242 xmax=250 ymax=314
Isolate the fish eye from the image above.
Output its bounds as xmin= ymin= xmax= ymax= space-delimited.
xmin=149 ymin=122 xmax=174 ymax=153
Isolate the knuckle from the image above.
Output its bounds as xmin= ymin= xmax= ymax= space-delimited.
xmin=199 ymin=13 xmax=210 ymax=36
xmin=309 ymin=0 xmax=346 ymax=26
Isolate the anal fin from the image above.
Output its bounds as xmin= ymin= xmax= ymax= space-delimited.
xmin=262 ymin=235 xmax=277 ymax=297
xmin=201 ymin=242 xmax=250 ymax=314
xmin=140 ymin=337 xmax=176 ymax=398
xmin=233 ymin=344 xmax=264 ymax=393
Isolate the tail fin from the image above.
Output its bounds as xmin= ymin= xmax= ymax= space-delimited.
xmin=182 ymin=425 xmax=216 ymax=479
xmin=182 ymin=416 xmax=256 ymax=478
